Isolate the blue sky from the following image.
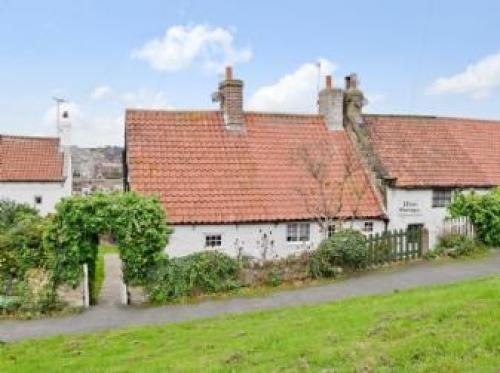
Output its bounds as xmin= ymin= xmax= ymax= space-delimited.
xmin=1 ymin=0 xmax=499 ymax=146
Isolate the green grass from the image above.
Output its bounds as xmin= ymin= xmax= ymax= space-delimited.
xmin=1 ymin=276 xmax=500 ymax=372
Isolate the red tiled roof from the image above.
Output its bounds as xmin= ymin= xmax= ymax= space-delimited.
xmin=363 ymin=115 xmax=500 ymax=188
xmin=126 ymin=110 xmax=385 ymax=224
xmin=0 ymin=135 xmax=64 ymax=182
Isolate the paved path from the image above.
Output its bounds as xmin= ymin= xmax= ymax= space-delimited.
xmin=98 ymin=254 xmax=124 ymax=307
xmin=1 ymin=251 xmax=499 ymax=342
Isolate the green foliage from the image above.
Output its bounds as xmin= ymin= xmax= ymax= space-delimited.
xmin=146 ymin=251 xmax=239 ymax=302
xmin=267 ymin=268 xmax=282 ymax=287
xmin=309 ymin=229 xmax=368 ymax=278
xmin=0 ymin=201 xmax=55 ymax=314
xmin=435 ymin=233 xmax=487 ymax=257
xmin=0 ymin=199 xmax=38 ymax=230
xmin=0 ymin=203 xmax=51 ymax=298
xmin=44 ymin=192 xmax=171 ymax=304
xmin=449 ymin=188 xmax=500 ymax=246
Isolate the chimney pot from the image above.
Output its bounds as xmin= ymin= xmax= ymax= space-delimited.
xmin=325 ymin=75 xmax=332 ymax=89
xmin=345 ymin=73 xmax=358 ymax=89
xmin=225 ymin=66 xmax=233 ymax=80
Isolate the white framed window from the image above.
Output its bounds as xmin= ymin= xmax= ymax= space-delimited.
xmin=327 ymin=224 xmax=336 ymax=238
xmin=432 ymin=189 xmax=453 ymax=208
xmin=286 ymin=223 xmax=310 ymax=242
xmin=205 ymin=234 xmax=222 ymax=248
xmin=363 ymin=221 xmax=374 ymax=232
xmin=34 ymin=195 xmax=42 ymax=205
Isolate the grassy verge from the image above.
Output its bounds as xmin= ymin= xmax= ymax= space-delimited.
xmin=1 ymin=275 xmax=499 ymax=372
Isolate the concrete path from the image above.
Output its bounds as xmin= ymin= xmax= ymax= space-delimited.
xmin=1 ymin=251 xmax=499 ymax=342
xmin=97 ymin=254 xmax=124 ymax=307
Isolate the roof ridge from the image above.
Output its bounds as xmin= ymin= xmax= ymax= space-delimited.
xmin=364 ymin=113 xmax=500 ymax=123
xmin=126 ymin=108 xmax=322 ymax=118
xmin=0 ymin=134 xmax=60 ymax=141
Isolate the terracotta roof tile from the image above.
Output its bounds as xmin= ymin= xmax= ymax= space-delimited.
xmin=0 ymin=135 xmax=64 ymax=182
xmin=363 ymin=115 xmax=500 ymax=187
xmin=126 ymin=110 xmax=385 ymax=224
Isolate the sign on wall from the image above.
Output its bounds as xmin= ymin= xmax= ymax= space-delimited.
xmin=398 ymin=200 xmax=422 ymax=217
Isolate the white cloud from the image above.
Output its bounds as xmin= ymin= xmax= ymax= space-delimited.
xmin=132 ymin=24 xmax=252 ymax=73
xmin=247 ymin=58 xmax=336 ymax=113
xmin=90 ymin=85 xmax=113 ymax=100
xmin=427 ymin=52 xmax=500 ymax=100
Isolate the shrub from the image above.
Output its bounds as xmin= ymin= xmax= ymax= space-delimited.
xmin=435 ymin=233 xmax=486 ymax=257
xmin=449 ymin=188 xmax=500 ymax=246
xmin=146 ymin=251 xmax=239 ymax=303
xmin=309 ymin=229 xmax=368 ymax=278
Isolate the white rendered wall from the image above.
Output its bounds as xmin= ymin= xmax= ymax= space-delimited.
xmin=166 ymin=219 xmax=385 ymax=258
xmin=385 ymin=187 xmax=490 ymax=248
xmin=0 ymin=179 xmax=71 ymax=216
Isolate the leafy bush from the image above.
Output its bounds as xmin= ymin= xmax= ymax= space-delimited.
xmin=435 ymin=233 xmax=486 ymax=257
xmin=146 ymin=251 xmax=239 ymax=303
xmin=0 ymin=200 xmax=39 ymax=230
xmin=309 ymin=229 xmax=368 ymax=278
xmin=449 ymin=188 xmax=500 ymax=246
xmin=0 ymin=200 xmax=56 ymax=314
xmin=0 ymin=205 xmax=51 ymax=297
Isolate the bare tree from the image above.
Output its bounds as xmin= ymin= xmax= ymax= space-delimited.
xmin=292 ymin=139 xmax=369 ymax=238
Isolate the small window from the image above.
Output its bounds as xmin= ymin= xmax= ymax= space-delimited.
xmin=363 ymin=221 xmax=374 ymax=232
xmin=327 ymin=224 xmax=336 ymax=238
xmin=205 ymin=234 xmax=222 ymax=248
xmin=432 ymin=189 xmax=453 ymax=208
xmin=287 ymin=223 xmax=310 ymax=242
xmin=34 ymin=196 xmax=42 ymax=205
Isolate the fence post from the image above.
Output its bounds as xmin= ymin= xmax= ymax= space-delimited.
xmin=82 ymin=263 xmax=90 ymax=308
xmin=421 ymin=228 xmax=429 ymax=256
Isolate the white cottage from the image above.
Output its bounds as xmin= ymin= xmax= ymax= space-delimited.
xmin=0 ymin=113 xmax=72 ymax=215
xmin=351 ymin=114 xmax=500 ymax=247
xmin=124 ymin=68 xmax=387 ymax=258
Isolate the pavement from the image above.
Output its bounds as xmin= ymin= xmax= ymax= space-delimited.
xmin=1 ymin=251 xmax=499 ymax=342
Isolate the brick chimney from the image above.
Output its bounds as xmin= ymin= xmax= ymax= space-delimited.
xmin=214 ymin=66 xmax=244 ymax=131
xmin=318 ymin=75 xmax=344 ymax=131
xmin=343 ymin=73 xmax=365 ymax=126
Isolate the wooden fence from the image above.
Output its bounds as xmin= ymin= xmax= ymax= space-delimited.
xmin=442 ymin=216 xmax=475 ymax=238
xmin=366 ymin=227 xmax=428 ymax=265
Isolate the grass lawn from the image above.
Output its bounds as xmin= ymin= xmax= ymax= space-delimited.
xmin=1 ymin=276 xmax=499 ymax=372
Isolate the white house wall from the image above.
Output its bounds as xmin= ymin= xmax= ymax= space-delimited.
xmin=0 ymin=179 xmax=71 ymax=216
xmin=166 ymin=219 xmax=385 ymax=258
xmin=385 ymin=187 xmax=490 ymax=248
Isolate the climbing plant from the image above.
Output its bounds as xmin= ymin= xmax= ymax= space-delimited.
xmin=44 ymin=192 xmax=171 ymax=303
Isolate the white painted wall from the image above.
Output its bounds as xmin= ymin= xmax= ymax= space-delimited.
xmin=166 ymin=219 xmax=386 ymax=258
xmin=0 ymin=178 xmax=71 ymax=216
xmin=386 ymin=187 xmax=490 ymax=248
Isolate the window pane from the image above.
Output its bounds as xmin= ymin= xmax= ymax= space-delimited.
xmin=299 ymin=223 xmax=310 ymax=241
xmin=205 ymin=235 xmax=221 ymax=247
xmin=287 ymin=223 xmax=298 ymax=242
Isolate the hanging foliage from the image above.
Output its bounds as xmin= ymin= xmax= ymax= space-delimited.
xmin=44 ymin=192 xmax=171 ymax=303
